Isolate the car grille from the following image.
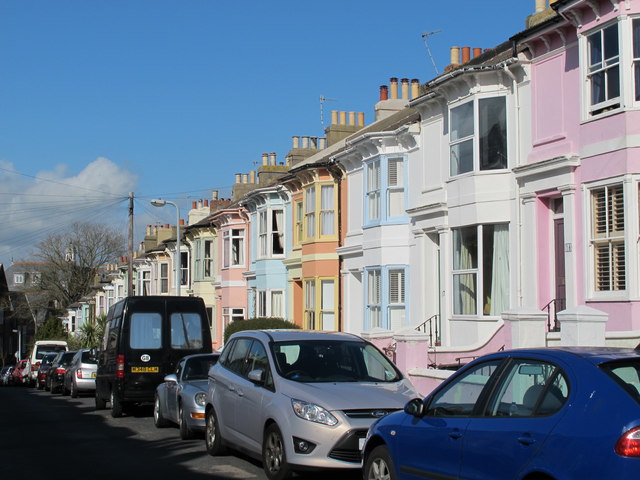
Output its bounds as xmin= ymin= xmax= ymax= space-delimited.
xmin=343 ymin=408 xmax=400 ymax=419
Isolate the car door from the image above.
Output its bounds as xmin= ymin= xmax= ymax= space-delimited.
xmin=166 ymin=359 xmax=185 ymax=420
xmin=233 ymin=339 xmax=274 ymax=451
xmin=460 ymin=358 xmax=570 ymax=480
xmin=393 ymin=360 xmax=504 ymax=479
xmin=211 ymin=338 xmax=253 ymax=444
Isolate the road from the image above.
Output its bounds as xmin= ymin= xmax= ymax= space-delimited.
xmin=0 ymin=386 xmax=362 ymax=480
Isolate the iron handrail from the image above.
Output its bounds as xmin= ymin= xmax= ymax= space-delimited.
xmin=542 ymin=298 xmax=562 ymax=332
xmin=415 ymin=314 xmax=439 ymax=346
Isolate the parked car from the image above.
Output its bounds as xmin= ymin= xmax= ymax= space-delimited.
xmin=0 ymin=366 xmax=14 ymax=386
xmin=11 ymin=359 xmax=29 ymax=386
xmin=154 ymin=353 xmax=220 ymax=439
xmin=362 ymin=346 xmax=640 ymax=480
xmin=63 ymin=349 xmax=98 ymax=397
xmin=47 ymin=351 xmax=77 ymax=394
xmin=204 ymin=330 xmax=417 ymax=480
xmin=95 ymin=296 xmax=213 ymax=418
xmin=26 ymin=340 xmax=68 ymax=387
xmin=36 ymin=353 xmax=58 ymax=390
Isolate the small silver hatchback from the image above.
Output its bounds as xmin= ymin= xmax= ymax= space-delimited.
xmin=63 ymin=348 xmax=97 ymax=397
xmin=204 ymin=330 xmax=417 ymax=480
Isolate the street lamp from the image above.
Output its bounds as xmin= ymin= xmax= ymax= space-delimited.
xmin=151 ymin=198 xmax=181 ymax=296
xmin=11 ymin=328 xmax=21 ymax=360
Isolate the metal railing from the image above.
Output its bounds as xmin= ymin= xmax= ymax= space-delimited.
xmin=543 ymin=298 xmax=564 ymax=332
xmin=415 ymin=314 xmax=440 ymax=346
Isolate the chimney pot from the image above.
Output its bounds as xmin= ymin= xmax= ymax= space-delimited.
xmin=269 ymin=152 xmax=276 ymax=165
xmin=411 ymin=79 xmax=420 ymax=99
xmin=302 ymin=136 xmax=309 ymax=148
xmin=348 ymin=111 xmax=355 ymax=126
xmin=179 ymin=219 xmax=185 ymax=226
xmin=250 ymin=170 xmax=256 ymax=184
xmin=450 ymin=46 xmax=460 ymax=65
xmin=357 ymin=112 xmax=365 ymax=126
xmin=292 ymin=136 xmax=300 ymax=148
xmin=462 ymin=47 xmax=471 ymax=63
xmin=310 ymin=137 xmax=318 ymax=149
xmin=473 ymin=47 xmax=482 ymax=58
xmin=339 ymin=111 xmax=346 ymax=125
xmin=242 ymin=173 xmax=248 ymax=183
xmin=319 ymin=137 xmax=327 ymax=149
xmin=390 ymin=77 xmax=399 ymax=99
xmin=401 ymin=78 xmax=409 ymax=99
xmin=379 ymin=85 xmax=389 ymax=101
xmin=262 ymin=153 xmax=268 ymax=166
xmin=192 ymin=201 xmax=197 ymax=209
xmin=235 ymin=173 xmax=241 ymax=183
xmin=331 ymin=110 xmax=338 ymax=125
xmin=212 ymin=190 xmax=218 ymax=201
xmin=204 ymin=199 xmax=209 ymax=207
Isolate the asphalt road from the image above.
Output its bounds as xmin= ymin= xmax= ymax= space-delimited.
xmin=0 ymin=385 xmax=362 ymax=480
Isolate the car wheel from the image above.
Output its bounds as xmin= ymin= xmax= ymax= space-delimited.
xmin=153 ymin=395 xmax=170 ymax=428
xmin=70 ymin=380 xmax=78 ymax=398
xmin=110 ymin=389 xmax=123 ymax=418
xmin=179 ymin=403 xmax=194 ymax=440
xmin=37 ymin=381 xmax=43 ymax=391
xmin=62 ymin=383 xmax=70 ymax=396
xmin=205 ymin=408 xmax=226 ymax=456
xmin=364 ymin=445 xmax=396 ymax=480
xmin=262 ymin=423 xmax=292 ymax=480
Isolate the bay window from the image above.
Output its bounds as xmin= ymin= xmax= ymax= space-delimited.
xmin=258 ymin=209 xmax=284 ymax=258
xmin=365 ymin=267 xmax=407 ymax=329
xmin=365 ymin=156 xmax=406 ymax=225
xmin=223 ymin=229 xmax=245 ymax=268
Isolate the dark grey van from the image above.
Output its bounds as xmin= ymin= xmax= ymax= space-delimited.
xmin=95 ymin=296 xmax=212 ymax=417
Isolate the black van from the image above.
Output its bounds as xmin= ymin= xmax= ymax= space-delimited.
xmin=95 ymin=296 xmax=212 ymax=417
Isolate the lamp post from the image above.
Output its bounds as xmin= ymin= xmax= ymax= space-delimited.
xmin=12 ymin=328 xmax=21 ymax=361
xmin=151 ymin=198 xmax=181 ymax=296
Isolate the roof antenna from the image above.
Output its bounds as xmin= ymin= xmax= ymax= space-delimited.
xmin=320 ymin=95 xmax=338 ymax=129
xmin=421 ymin=30 xmax=442 ymax=76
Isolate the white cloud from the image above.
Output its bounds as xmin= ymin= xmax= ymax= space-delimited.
xmin=0 ymin=157 xmax=138 ymax=265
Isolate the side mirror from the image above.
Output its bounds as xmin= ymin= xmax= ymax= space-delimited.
xmin=247 ymin=369 xmax=264 ymax=384
xmin=163 ymin=374 xmax=178 ymax=383
xmin=404 ymin=398 xmax=425 ymax=417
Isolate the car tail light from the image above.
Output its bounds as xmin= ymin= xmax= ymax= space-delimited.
xmin=77 ymin=369 xmax=83 ymax=379
xmin=56 ymin=368 xmax=65 ymax=374
xmin=116 ymin=354 xmax=125 ymax=379
xmin=615 ymin=426 xmax=640 ymax=457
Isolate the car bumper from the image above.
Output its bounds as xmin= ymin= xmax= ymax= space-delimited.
xmin=75 ymin=378 xmax=96 ymax=391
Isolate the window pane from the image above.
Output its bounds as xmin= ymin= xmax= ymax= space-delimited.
xmin=479 ymin=97 xmax=507 ymax=170
xmin=589 ymin=31 xmax=602 ymax=70
xmin=453 ymin=227 xmax=478 ymax=270
xmin=451 ymin=102 xmax=474 ymax=141
xmin=454 ymin=273 xmax=477 ymax=314
xmin=170 ymin=313 xmax=204 ymax=349
xmin=451 ymin=139 xmax=474 ymax=176
xmin=607 ymin=65 xmax=620 ymax=99
xmin=603 ymin=24 xmax=619 ymax=62
xmin=130 ymin=313 xmax=162 ymax=349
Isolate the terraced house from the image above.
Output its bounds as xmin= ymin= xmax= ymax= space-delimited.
xmin=67 ymin=0 xmax=640 ymax=394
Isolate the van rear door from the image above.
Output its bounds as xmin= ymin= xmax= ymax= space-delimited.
xmin=124 ymin=309 xmax=165 ymax=399
xmin=165 ymin=298 xmax=212 ymax=372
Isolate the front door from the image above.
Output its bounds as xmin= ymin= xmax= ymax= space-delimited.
xmin=553 ymin=218 xmax=566 ymax=313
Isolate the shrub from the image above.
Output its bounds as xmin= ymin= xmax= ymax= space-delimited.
xmin=223 ymin=317 xmax=300 ymax=343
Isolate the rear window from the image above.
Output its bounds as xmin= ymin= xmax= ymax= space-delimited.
xmin=170 ymin=313 xmax=205 ymax=349
xmin=80 ymin=351 xmax=97 ymax=364
xmin=35 ymin=345 xmax=67 ymax=360
xmin=130 ymin=313 xmax=162 ymax=349
xmin=601 ymin=360 xmax=640 ymax=402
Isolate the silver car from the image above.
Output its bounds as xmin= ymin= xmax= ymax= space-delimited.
xmin=63 ymin=348 xmax=98 ymax=397
xmin=154 ymin=353 xmax=220 ymax=439
xmin=204 ymin=330 xmax=417 ymax=480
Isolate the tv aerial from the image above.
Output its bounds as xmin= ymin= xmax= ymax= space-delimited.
xmin=422 ymin=30 xmax=442 ymax=76
xmin=320 ymin=95 xmax=338 ymax=129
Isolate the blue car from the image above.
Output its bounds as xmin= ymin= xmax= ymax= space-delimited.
xmin=362 ymin=347 xmax=640 ymax=480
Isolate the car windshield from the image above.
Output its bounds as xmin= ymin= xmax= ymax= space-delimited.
xmin=271 ymin=340 xmax=401 ymax=383
xmin=600 ymin=359 xmax=640 ymax=403
xmin=183 ymin=355 xmax=219 ymax=380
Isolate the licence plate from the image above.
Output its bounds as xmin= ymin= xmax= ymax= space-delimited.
xmin=359 ymin=438 xmax=365 ymax=451
xmin=91 ymin=372 xmax=96 ymax=378
xmin=131 ymin=366 xmax=159 ymax=373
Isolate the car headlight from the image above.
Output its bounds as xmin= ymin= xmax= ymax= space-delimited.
xmin=194 ymin=392 xmax=206 ymax=407
xmin=291 ymin=399 xmax=338 ymax=426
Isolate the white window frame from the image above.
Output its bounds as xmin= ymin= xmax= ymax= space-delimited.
xmin=258 ymin=208 xmax=285 ymax=258
xmin=203 ymin=240 xmax=213 ymax=278
xmin=585 ymin=21 xmax=622 ymax=117
xmin=223 ymin=307 xmax=245 ymax=328
xmin=588 ymin=182 xmax=626 ymax=295
xmin=305 ymin=186 xmax=316 ymax=239
xmin=256 ymin=289 xmax=284 ymax=318
xmin=223 ymin=228 xmax=245 ymax=268
xmin=159 ymin=262 xmax=169 ymax=294
xmin=13 ymin=273 xmax=24 ymax=284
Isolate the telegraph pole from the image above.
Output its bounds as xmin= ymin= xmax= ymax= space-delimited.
xmin=128 ymin=192 xmax=134 ymax=296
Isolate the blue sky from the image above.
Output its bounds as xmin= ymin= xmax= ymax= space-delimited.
xmin=0 ymin=0 xmax=536 ymax=266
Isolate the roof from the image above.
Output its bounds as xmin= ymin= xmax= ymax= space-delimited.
xmin=231 ymin=329 xmax=366 ymax=343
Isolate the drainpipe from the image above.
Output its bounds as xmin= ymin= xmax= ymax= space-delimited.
xmin=503 ymin=63 xmax=523 ymax=307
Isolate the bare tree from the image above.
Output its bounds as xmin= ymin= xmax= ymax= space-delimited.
xmin=35 ymin=222 xmax=126 ymax=308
